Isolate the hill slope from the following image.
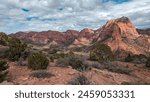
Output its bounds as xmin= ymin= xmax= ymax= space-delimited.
xmin=95 ymin=17 xmax=150 ymax=58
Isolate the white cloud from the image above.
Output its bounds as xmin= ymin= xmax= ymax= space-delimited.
xmin=0 ymin=0 xmax=150 ymax=34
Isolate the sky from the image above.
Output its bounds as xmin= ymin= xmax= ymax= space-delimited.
xmin=0 ymin=0 xmax=150 ymax=34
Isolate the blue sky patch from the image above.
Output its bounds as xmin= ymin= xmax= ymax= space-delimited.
xmin=26 ymin=17 xmax=39 ymax=21
xmin=22 ymin=8 xmax=30 ymax=12
xmin=41 ymin=18 xmax=57 ymax=22
xmin=26 ymin=17 xmax=57 ymax=22
xmin=102 ymin=0 xmax=129 ymax=4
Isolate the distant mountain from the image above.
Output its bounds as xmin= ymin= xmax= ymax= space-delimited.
xmin=137 ymin=28 xmax=150 ymax=35
xmin=10 ymin=30 xmax=79 ymax=46
xmin=10 ymin=29 xmax=96 ymax=46
xmin=10 ymin=17 xmax=150 ymax=58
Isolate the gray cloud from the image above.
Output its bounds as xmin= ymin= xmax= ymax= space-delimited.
xmin=0 ymin=0 xmax=150 ymax=34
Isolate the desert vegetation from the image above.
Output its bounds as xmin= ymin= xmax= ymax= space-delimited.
xmin=68 ymin=74 xmax=92 ymax=85
xmin=7 ymin=37 xmax=27 ymax=61
xmin=146 ymin=57 xmax=150 ymax=68
xmin=56 ymin=51 xmax=90 ymax=72
xmin=125 ymin=54 xmax=147 ymax=64
xmin=1 ymin=16 xmax=150 ymax=85
xmin=28 ymin=52 xmax=49 ymax=70
xmin=0 ymin=32 xmax=8 ymax=46
xmin=0 ymin=60 xmax=9 ymax=82
xmin=90 ymin=43 xmax=114 ymax=62
xmin=0 ymin=34 xmax=149 ymax=84
xmin=30 ymin=71 xmax=54 ymax=79
xmin=121 ymin=81 xmax=150 ymax=85
xmin=103 ymin=62 xmax=132 ymax=75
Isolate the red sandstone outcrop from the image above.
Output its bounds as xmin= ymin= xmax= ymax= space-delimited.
xmin=79 ymin=28 xmax=95 ymax=39
xmin=71 ymin=28 xmax=95 ymax=46
xmin=95 ymin=17 xmax=150 ymax=57
xmin=10 ymin=29 xmax=95 ymax=46
xmin=10 ymin=30 xmax=79 ymax=45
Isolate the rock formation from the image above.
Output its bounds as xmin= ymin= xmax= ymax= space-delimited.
xmin=95 ymin=17 xmax=150 ymax=58
xmin=10 ymin=17 xmax=150 ymax=58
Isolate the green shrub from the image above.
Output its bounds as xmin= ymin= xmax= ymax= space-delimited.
xmin=86 ymin=61 xmax=102 ymax=69
xmin=104 ymin=62 xmax=132 ymax=75
xmin=0 ymin=60 xmax=9 ymax=71
xmin=0 ymin=46 xmax=9 ymax=58
xmin=69 ymin=56 xmax=87 ymax=72
xmin=49 ymin=51 xmax=74 ymax=62
xmin=90 ymin=43 xmax=114 ymax=62
xmin=17 ymin=57 xmax=27 ymax=66
xmin=107 ymin=66 xmax=132 ymax=75
xmin=28 ymin=52 xmax=49 ymax=70
xmin=0 ymin=32 xmax=8 ymax=46
xmin=134 ymin=54 xmax=147 ymax=64
xmin=68 ymin=75 xmax=91 ymax=85
xmin=49 ymin=52 xmax=66 ymax=62
xmin=125 ymin=54 xmax=133 ymax=62
xmin=56 ymin=54 xmax=89 ymax=72
xmin=125 ymin=54 xmax=147 ymax=64
xmin=30 ymin=71 xmax=54 ymax=79
xmin=70 ymin=46 xmax=85 ymax=52
xmin=49 ymin=53 xmax=65 ymax=62
xmin=48 ymin=44 xmax=59 ymax=54
xmin=56 ymin=56 xmax=70 ymax=67
xmin=121 ymin=81 xmax=150 ymax=85
xmin=0 ymin=60 xmax=9 ymax=82
xmin=8 ymin=37 xmax=27 ymax=61
xmin=146 ymin=57 xmax=150 ymax=68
